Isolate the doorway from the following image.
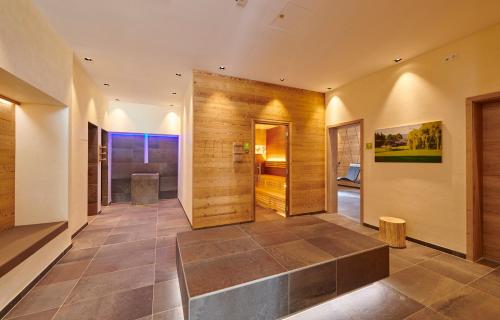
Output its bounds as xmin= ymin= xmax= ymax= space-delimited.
xmin=253 ymin=121 xmax=290 ymax=222
xmin=467 ymin=92 xmax=500 ymax=262
xmin=88 ymin=122 xmax=98 ymax=216
xmin=327 ymin=120 xmax=363 ymax=223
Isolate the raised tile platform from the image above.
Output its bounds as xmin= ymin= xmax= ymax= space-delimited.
xmin=176 ymin=216 xmax=389 ymax=320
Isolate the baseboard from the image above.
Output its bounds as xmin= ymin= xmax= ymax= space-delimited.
xmin=362 ymin=223 xmax=466 ymax=259
xmin=0 ymin=244 xmax=72 ymax=319
xmin=71 ymin=222 xmax=88 ymax=239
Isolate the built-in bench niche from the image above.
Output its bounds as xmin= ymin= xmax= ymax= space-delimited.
xmin=0 ymin=94 xmax=68 ymax=300
xmin=111 ymin=133 xmax=178 ymax=202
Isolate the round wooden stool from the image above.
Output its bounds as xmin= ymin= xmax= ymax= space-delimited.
xmin=379 ymin=216 xmax=406 ymax=248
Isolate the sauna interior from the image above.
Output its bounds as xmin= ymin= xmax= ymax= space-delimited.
xmin=2 ymin=1 xmax=500 ymax=319
xmin=254 ymin=123 xmax=288 ymax=221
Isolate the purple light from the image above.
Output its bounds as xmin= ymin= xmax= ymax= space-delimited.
xmin=144 ymin=134 xmax=149 ymax=164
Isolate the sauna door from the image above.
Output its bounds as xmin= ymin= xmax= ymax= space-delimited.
xmin=253 ymin=121 xmax=289 ymax=221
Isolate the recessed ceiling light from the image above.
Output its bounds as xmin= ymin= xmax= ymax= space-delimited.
xmin=280 ymin=77 xmax=285 ymax=82
xmin=83 ymin=57 xmax=93 ymax=62
xmin=219 ymin=66 xmax=226 ymax=70
xmin=394 ymin=58 xmax=403 ymax=63
xmin=103 ymin=83 xmax=110 ymax=86
xmin=175 ymin=73 xmax=182 ymax=77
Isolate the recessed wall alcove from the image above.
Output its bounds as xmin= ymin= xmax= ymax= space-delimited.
xmin=0 ymin=67 xmax=70 ymax=307
xmin=111 ymin=133 xmax=179 ymax=203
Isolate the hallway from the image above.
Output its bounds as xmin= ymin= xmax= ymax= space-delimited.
xmin=4 ymin=200 xmax=190 ymax=320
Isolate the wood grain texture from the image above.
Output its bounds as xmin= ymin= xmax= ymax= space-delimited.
xmin=337 ymin=125 xmax=360 ymax=177
xmin=481 ymin=101 xmax=500 ymax=262
xmin=256 ymin=174 xmax=286 ymax=213
xmin=0 ymin=101 xmax=15 ymax=231
xmin=466 ymin=91 xmax=500 ymax=261
xmin=192 ymin=71 xmax=325 ymax=228
xmin=379 ymin=216 xmax=406 ymax=248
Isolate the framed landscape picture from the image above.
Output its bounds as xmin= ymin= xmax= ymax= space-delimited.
xmin=375 ymin=121 xmax=442 ymax=163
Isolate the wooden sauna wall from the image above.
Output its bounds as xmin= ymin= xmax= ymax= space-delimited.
xmin=192 ymin=71 xmax=325 ymax=228
xmin=264 ymin=126 xmax=287 ymax=176
xmin=0 ymin=101 xmax=15 ymax=231
xmin=337 ymin=125 xmax=360 ymax=177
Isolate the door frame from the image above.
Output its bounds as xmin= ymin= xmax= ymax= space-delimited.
xmin=252 ymin=119 xmax=291 ymax=221
xmin=466 ymin=91 xmax=500 ymax=261
xmin=326 ymin=119 xmax=364 ymax=224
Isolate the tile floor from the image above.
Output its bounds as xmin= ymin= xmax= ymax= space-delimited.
xmin=337 ymin=186 xmax=360 ymax=221
xmin=254 ymin=205 xmax=285 ymax=222
xmin=3 ymin=201 xmax=500 ymax=320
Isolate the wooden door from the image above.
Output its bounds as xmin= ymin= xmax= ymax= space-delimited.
xmin=482 ymin=101 xmax=500 ymax=262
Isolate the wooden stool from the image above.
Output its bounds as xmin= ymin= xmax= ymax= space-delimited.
xmin=379 ymin=216 xmax=406 ymax=248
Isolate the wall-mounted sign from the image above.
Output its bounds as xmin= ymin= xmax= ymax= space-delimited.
xmin=233 ymin=142 xmax=245 ymax=162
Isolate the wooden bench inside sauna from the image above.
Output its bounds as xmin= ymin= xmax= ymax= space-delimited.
xmin=255 ymin=168 xmax=286 ymax=214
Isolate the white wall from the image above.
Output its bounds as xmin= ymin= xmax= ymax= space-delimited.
xmin=15 ymin=104 xmax=69 ymax=225
xmin=326 ymin=23 xmax=500 ymax=253
xmin=107 ymin=101 xmax=181 ymax=135
xmin=178 ymin=82 xmax=193 ymax=223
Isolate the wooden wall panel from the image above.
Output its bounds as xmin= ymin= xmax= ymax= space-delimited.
xmin=0 ymin=101 xmax=15 ymax=231
xmin=337 ymin=125 xmax=361 ymax=177
xmin=192 ymin=71 xmax=325 ymax=228
xmin=266 ymin=126 xmax=287 ymax=160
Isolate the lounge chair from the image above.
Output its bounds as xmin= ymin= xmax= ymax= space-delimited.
xmin=337 ymin=163 xmax=360 ymax=185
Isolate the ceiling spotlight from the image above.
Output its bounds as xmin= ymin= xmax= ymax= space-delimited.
xmin=280 ymin=78 xmax=285 ymax=82
xmin=327 ymin=87 xmax=332 ymax=90
xmin=175 ymin=73 xmax=182 ymax=77
xmin=394 ymin=58 xmax=403 ymax=63
xmin=114 ymin=98 xmax=120 ymax=101
xmin=170 ymin=104 xmax=174 ymax=107
xmin=103 ymin=83 xmax=110 ymax=86
xmin=219 ymin=66 xmax=226 ymax=70
xmin=171 ymin=92 xmax=177 ymax=95
xmin=83 ymin=57 xmax=93 ymax=62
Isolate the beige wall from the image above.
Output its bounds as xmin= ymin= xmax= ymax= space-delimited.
xmin=178 ymin=82 xmax=193 ymax=223
xmin=107 ymin=100 xmax=181 ymax=135
xmin=0 ymin=0 xmax=72 ymax=106
xmin=326 ymin=23 xmax=500 ymax=253
xmin=69 ymin=59 xmax=108 ymax=235
xmin=15 ymin=104 xmax=69 ymax=226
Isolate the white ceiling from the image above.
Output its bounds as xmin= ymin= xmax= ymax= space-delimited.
xmin=34 ymin=0 xmax=500 ymax=107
